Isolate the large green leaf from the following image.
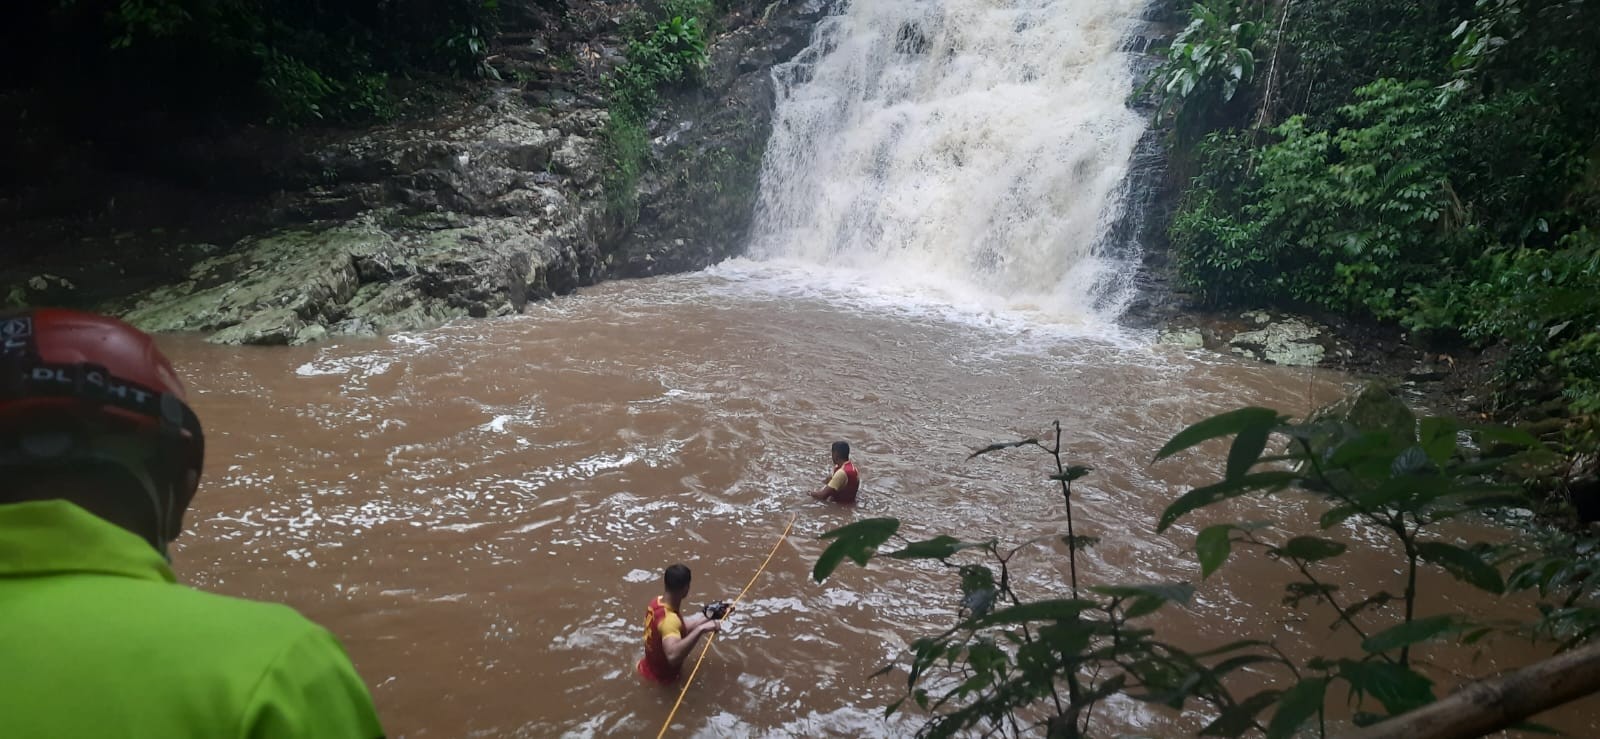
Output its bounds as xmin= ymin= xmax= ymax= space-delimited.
xmin=1090 ymin=582 xmax=1196 ymax=605
xmin=1319 ymin=504 xmax=1361 ymax=529
xmin=1193 ymin=639 xmax=1273 ymax=658
xmin=1339 ymin=659 xmax=1435 ymax=716
xmin=1129 ymin=659 xmax=1201 ymax=709
xmin=1472 ymin=425 xmax=1541 ymax=450
xmin=967 ymin=438 xmax=1039 ymax=459
xmin=973 ymin=598 xmax=1098 ymax=627
xmin=1419 ymin=417 xmax=1457 ymax=465
xmin=1051 ymin=464 xmax=1093 ymax=482
xmin=1418 ymin=541 xmax=1505 ymax=594
xmin=1158 ymin=471 xmax=1298 ymax=532
xmin=1273 ymin=536 xmax=1348 ymax=562
xmin=813 ymin=518 xmax=899 ymax=582
xmin=886 ymin=535 xmax=989 ymax=561
xmin=1197 ymin=524 xmax=1234 ymax=579
xmin=1200 ymin=690 xmax=1281 ymax=736
xmin=1361 ymin=614 xmax=1467 ymax=654
xmin=1155 ymin=407 xmax=1283 ymax=462
xmin=1227 ymin=422 xmax=1272 ymax=480
xmin=1327 ymin=430 xmax=1404 ymax=470
xmin=1267 ymin=677 xmax=1328 ymax=739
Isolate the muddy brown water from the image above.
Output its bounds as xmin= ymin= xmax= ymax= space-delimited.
xmin=160 ymin=267 xmax=1599 ymax=736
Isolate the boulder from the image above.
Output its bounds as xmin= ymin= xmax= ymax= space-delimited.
xmin=1158 ymin=327 xmax=1205 ymax=349
xmin=1229 ymin=316 xmax=1327 ymax=366
xmin=119 ymin=211 xmax=598 ymax=344
xmin=1306 ymin=382 xmax=1417 ymax=441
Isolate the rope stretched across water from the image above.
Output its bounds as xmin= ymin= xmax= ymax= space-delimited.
xmin=656 ymin=513 xmax=798 ymax=739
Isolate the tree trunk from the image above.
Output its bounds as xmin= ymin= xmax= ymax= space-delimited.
xmin=1343 ymin=641 xmax=1600 ymax=739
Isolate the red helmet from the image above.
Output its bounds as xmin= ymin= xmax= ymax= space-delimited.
xmin=1 ymin=308 xmax=205 ymax=533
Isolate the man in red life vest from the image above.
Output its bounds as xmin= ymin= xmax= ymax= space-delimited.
xmin=638 ymin=563 xmax=722 ymax=683
xmin=810 ymin=440 xmax=860 ymax=504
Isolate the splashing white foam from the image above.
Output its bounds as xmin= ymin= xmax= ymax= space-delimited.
xmin=749 ymin=0 xmax=1151 ymax=321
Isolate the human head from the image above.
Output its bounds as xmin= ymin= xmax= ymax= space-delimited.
xmin=0 ymin=308 xmax=205 ymax=552
xmin=831 ymin=440 xmax=850 ymax=464
xmin=663 ymin=563 xmax=691 ymax=597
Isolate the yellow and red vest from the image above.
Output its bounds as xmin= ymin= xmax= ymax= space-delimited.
xmin=638 ymin=596 xmax=682 ymax=683
xmin=829 ymin=460 xmax=860 ymax=504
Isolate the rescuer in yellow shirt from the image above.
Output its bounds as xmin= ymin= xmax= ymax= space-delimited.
xmin=638 ymin=563 xmax=727 ymax=683
xmin=810 ymin=440 xmax=861 ymax=504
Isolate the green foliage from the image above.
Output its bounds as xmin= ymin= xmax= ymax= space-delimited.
xmin=439 ymin=20 xmax=501 ymax=81
xmin=1173 ymin=80 xmax=1460 ymax=319
xmin=815 ymin=407 xmax=1553 ymax=735
xmin=1509 ymin=523 xmax=1600 ymax=650
xmin=1166 ymin=0 xmax=1600 ymax=415
xmin=811 ymin=426 xmax=1249 ymax=737
xmin=603 ymin=110 xmax=651 ymax=225
xmin=601 ymin=0 xmax=713 ymax=222
xmin=813 ymin=517 xmax=900 ymax=581
xmin=1152 ymin=407 xmax=1547 ymax=730
xmin=1409 ymin=229 xmax=1600 ymax=412
xmin=1275 ymin=0 xmax=1460 ymax=121
xmin=1148 ymin=0 xmax=1263 ymax=139
xmin=49 ymin=0 xmax=503 ymax=125
xmin=100 ymin=0 xmax=193 ymax=48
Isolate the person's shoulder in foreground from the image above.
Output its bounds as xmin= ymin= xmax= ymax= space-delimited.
xmin=0 ymin=308 xmax=384 ymax=738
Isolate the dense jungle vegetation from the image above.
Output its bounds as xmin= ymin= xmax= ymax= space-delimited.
xmin=1 ymin=0 xmax=716 ymax=231
xmin=4 ymin=1 xmax=517 ymax=127
xmin=1154 ymin=0 xmax=1600 ymax=418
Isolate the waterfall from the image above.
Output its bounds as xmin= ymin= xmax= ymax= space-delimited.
xmin=747 ymin=0 xmax=1153 ymax=318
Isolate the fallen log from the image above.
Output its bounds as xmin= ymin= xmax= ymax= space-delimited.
xmin=1344 ymin=641 xmax=1600 ymax=739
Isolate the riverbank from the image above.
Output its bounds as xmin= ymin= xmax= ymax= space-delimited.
xmin=1 ymin=0 xmax=826 ymax=343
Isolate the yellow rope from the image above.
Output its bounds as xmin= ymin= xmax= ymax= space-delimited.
xmin=656 ymin=513 xmax=798 ymax=739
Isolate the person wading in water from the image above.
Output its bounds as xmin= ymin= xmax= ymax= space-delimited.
xmin=810 ymin=440 xmax=860 ymax=505
xmin=639 ymin=563 xmax=729 ymax=683
xmin=0 ymin=308 xmax=384 ymax=738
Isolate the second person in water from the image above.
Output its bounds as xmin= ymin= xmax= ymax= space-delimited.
xmin=810 ymin=440 xmax=860 ymax=505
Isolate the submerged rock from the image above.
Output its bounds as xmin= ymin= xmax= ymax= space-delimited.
xmin=1307 ymin=382 xmax=1417 ymax=438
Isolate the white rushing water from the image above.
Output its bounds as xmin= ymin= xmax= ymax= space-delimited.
xmin=747 ymin=0 xmax=1153 ymax=319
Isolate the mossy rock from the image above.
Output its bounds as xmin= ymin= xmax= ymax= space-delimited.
xmin=1307 ymin=382 xmax=1417 ymax=439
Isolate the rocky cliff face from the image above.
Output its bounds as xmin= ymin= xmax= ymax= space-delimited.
xmin=5 ymin=0 xmax=826 ymax=344
xmin=112 ymin=95 xmax=615 ymax=344
xmin=613 ymin=0 xmax=830 ymax=277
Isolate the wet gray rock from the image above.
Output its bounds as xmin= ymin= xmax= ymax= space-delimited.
xmin=1308 ymin=382 xmax=1417 ymax=438
xmin=1157 ymin=328 xmax=1205 ymax=349
xmin=1297 ymin=383 xmax=1419 ymax=487
xmin=5 ymin=273 xmax=78 ymax=308
xmin=105 ymin=85 xmax=626 ymax=345
xmin=1228 ymin=315 xmax=1328 ymax=366
xmin=120 ymin=210 xmax=602 ymax=344
xmin=1405 ymin=361 xmax=1450 ymax=382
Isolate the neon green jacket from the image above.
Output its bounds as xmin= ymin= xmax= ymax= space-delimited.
xmin=0 ymin=500 xmax=385 ymax=738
